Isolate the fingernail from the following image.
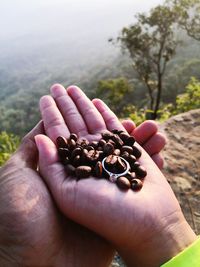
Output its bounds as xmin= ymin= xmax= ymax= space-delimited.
xmin=50 ymin=84 xmax=65 ymax=98
xmin=34 ymin=135 xmax=41 ymax=151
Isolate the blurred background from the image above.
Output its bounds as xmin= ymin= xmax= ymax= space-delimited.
xmin=0 ymin=0 xmax=199 ymax=140
xmin=0 ymin=2 xmax=199 ymax=264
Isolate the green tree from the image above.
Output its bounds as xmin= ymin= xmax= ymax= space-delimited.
xmin=118 ymin=5 xmax=179 ymax=119
xmin=175 ymin=77 xmax=200 ymax=113
xmin=0 ymin=132 xmax=20 ymax=166
xmin=169 ymin=0 xmax=200 ymax=41
xmin=95 ymin=77 xmax=133 ymax=115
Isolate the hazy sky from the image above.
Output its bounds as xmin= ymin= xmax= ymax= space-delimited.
xmin=0 ymin=0 xmax=163 ymax=41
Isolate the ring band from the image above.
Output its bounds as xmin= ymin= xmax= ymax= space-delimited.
xmin=102 ymin=156 xmax=130 ymax=183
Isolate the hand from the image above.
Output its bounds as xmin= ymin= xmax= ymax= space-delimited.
xmin=0 ymin=85 xmax=165 ymax=267
xmin=121 ymin=119 xmax=165 ymax=169
xmin=0 ymin=122 xmax=113 ymax=267
xmin=35 ymin=85 xmax=196 ymax=267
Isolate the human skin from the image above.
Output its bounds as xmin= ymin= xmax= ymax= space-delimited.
xmin=0 ymin=85 xmax=165 ymax=266
xmin=0 ymin=122 xmax=113 ymax=267
xmin=35 ymin=85 xmax=197 ymax=267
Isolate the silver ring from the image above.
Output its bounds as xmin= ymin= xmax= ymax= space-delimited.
xmin=102 ymin=156 xmax=130 ymax=183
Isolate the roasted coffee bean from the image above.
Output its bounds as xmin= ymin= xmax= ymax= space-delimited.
xmin=71 ymin=147 xmax=82 ymax=158
xmin=135 ymin=165 xmax=147 ymax=179
xmin=73 ymin=155 xmax=81 ymax=167
xmin=103 ymin=143 xmax=115 ymax=155
xmin=131 ymin=161 xmax=140 ymax=171
xmin=65 ymin=164 xmax=76 ymax=176
xmin=117 ymin=176 xmax=131 ymax=190
xmin=98 ymin=151 xmax=104 ymax=161
xmin=112 ymin=134 xmax=124 ymax=147
xmin=88 ymin=149 xmax=100 ymax=159
xmin=119 ymin=132 xmax=130 ymax=142
xmin=68 ymin=139 xmax=76 ymax=150
xmin=125 ymin=136 xmax=135 ymax=146
xmin=81 ymin=148 xmax=89 ymax=164
xmin=82 ymin=148 xmax=88 ymax=155
xmin=107 ymin=139 xmax=116 ymax=147
xmin=121 ymin=151 xmax=130 ymax=161
xmin=131 ymin=179 xmax=143 ymax=191
xmin=61 ymin=156 xmax=70 ymax=165
xmin=75 ymin=166 xmax=92 ymax=179
xmin=58 ymin=148 xmax=70 ymax=159
xmin=94 ymin=161 xmax=103 ymax=177
xmin=113 ymin=149 xmax=121 ymax=156
xmin=84 ymin=149 xmax=100 ymax=164
xmin=70 ymin=133 xmax=78 ymax=141
xmin=126 ymin=172 xmax=136 ymax=181
xmin=128 ymin=155 xmax=137 ymax=166
xmin=121 ymin=145 xmax=133 ymax=154
xmin=87 ymin=146 xmax=94 ymax=151
xmin=77 ymin=138 xmax=89 ymax=147
xmin=116 ymin=157 xmax=127 ymax=172
xmin=112 ymin=129 xmax=123 ymax=134
xmin=98 ymin=139 xmax=107 ymax=147
xmin=57 ymin=130 xmax=146 ymax=189
xmin=132 ymin=146 xmax=142 ymax=158
xmin=102 ymin=131 xmax=114 ymax=140
xmin=90 ymin=141 xmax=98 ymax=149
xmin=102 ymin=168 xmax=110 ymax=179
xmin=56 ymin=136 xmax=68 ymax=148
xmin=105 ymin=155 xmax=118 ymax=166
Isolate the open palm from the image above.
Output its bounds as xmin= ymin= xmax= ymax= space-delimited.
xmin=35 ymin=85 xmax=195 ymax=267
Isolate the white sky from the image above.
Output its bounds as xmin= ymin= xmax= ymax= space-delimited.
xmin=0 ymin=0 xmax=164 ymax=41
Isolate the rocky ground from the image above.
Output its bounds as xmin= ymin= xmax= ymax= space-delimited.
xmin=161 ymin=109 xmax=200 ymax=234
xmin=111 ymin=109 xmax=200 ymax=267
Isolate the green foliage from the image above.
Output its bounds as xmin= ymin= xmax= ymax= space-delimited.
xmin=0 ymin=132 xmax=20 ymax=166
xmin=122 ymin=78 xmax=200 ymax=124
xmin=156 ymin=104 xmax=174 ymax=122
xmin=122 ymin=104 xmax=146 ymax=126
xmin=153 ymin=77 xmax=200 ymax=121
xmin=95 ymin=77 xmax=133 ymax=115
xmin=175 ymin=77 xmax=200 ymax=113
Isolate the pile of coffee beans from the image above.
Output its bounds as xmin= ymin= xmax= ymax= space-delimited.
xmin=56 ymin=129 xmax=147 ymax=191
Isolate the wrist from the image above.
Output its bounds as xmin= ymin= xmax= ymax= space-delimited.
xmin=150 ymin=218 xmax=197 ymax=267
xmin=119 ymin=212 xmax=197 ymax=267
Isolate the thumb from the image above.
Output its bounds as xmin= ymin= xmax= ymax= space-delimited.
xmin=35 ymin=134 xmax=66 ymax=202
xmin=14 ymin=121 xmax=44 ymax=169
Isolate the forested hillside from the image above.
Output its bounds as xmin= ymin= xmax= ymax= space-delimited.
xmin=0 ymin=34 xmax=200 ymax=136
xmin=0 ymin=0 xmax=200 ymax=166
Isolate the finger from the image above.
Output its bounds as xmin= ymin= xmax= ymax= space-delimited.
xmin=132 ymin=120 xmax=158 ymax=145
xmin=121 ymin=119 xmax=136 ymax=134
xmin=67 ymin=86 xmax=106 ymax=134
xmin=122 ymin=119 xmax=165 ymax=168
xmin=40 ymin=95 xmax=70 ymax=142
xmin=35 ymin=134 xmax=66 ymax=199
xmin=151 ymin=153 xmax=164 ymax=169
xmin=51 ymin=84 xmax=88 ymax=137
xmin=92 ymin=99 xmax=125 ymax=131
xmin=142 ymin=132 xmax=166 ymax=155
